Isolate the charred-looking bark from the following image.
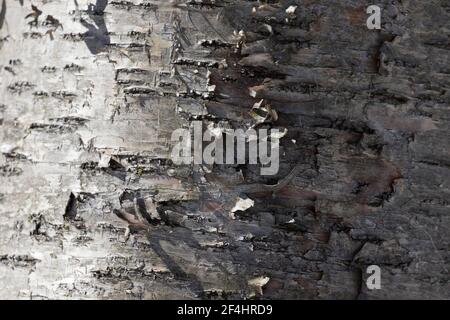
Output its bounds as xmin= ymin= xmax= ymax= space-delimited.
xmin=0 ymin=0 xmax=448 ymax=299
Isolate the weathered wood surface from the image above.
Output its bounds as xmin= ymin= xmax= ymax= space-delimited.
xmin=0 ymin=0 xmax=448 ymax=299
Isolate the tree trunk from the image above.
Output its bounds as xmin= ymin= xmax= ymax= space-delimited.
xmin=0 ymin=0 xmax=448 ymax=299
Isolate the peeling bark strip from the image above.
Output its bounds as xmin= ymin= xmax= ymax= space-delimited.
xmin=170 ymin=120 xmax=281 ymax=175
xmin=0 ymin=0 xmax=449 ymax=299
xmin=0 ymin=0 xmax=6 ymax=31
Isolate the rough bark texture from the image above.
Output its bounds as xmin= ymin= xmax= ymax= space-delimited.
xmin=0 ymin=0 xmax=449 ymax=299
